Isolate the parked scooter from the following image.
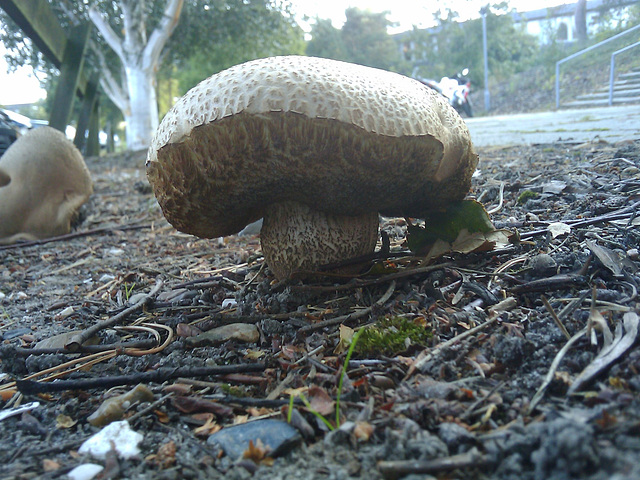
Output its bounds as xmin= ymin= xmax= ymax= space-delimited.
xmin=417 ymin=68 xmax=473 ymax=118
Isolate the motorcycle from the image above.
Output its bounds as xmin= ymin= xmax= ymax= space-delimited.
xmin=417 ymin=68 xmax=473 ymax=118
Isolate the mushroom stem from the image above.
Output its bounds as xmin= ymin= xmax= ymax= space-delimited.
xmin=260 ymin=201 xmax=379 ymax=280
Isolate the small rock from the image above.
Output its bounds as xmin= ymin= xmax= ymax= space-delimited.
xmin=207 ymin=419 xmax=301 ymax=460
xmin=34 ymin=331 xmax=99 ymax=350
xmin=88 ymin=384 xmax=154 ymax=427
xmin=186 ymin=323 xmax=259 ymax=347
xmin=529 ymin=253 xmax=557 ymax=278
xmin=324 ymin=421 xmax=356 ymax=447
xmin=127 ymin=293 xmax=148 ymax=305
xmin=221 ymin=298 xmax=237 ymax=309
xmin=438 ymin=422 xmax=476 ymax=453
xmin=79 ymin=420 xmax=143 ymax=460
xmin=2 ymin=328 xmax=33 ymax=341
xmin=67 ymin=464 xmax=104 ymax=480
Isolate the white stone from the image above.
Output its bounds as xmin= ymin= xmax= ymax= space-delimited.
xmin=67 ymin=464 xmax=104 ymax=480
xmin=78 ymin=420 xmax=143 ymax=460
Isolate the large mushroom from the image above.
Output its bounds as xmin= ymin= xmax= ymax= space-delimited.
xmin=146 ymin=56 xmax=478 ymax=279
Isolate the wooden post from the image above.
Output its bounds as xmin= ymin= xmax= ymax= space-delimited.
xmin=74 ymin=71 xmax=100 ymax=153
xmin=48 ymin=23 xmax=91 ymax=133
xmin=86 ymin=99 xmax=101 ymax=157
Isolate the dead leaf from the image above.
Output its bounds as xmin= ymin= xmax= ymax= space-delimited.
xmin=548 ymin=222 xmax=571 ymax=238
xmin=541 ymin=180 xmax=567 ymax=194
xmin=353 ymin=421 xmax=374 ymax=442
xmin=56 ymin=414 xmax=77 ymax=429
xmin=172 ymin=396 xmax=233 ymax=417
xmin=307 ymin=386 xmax=335 ymax=416
xmin=334 ymin=324 xmax=354 ymax=355
xmin=244 ymin=349 xmax=266 ymax=360
xmin=163 ymin=383 xmax=193 ymax=395
xmin=192 ymin=413 xmax=220 ymax=436
xmin=587 ymin=240 xmax=625 ymax=278
xmin=569 ymin=312 xmax=639 ymax=394
xmin=154 ymin=409 xmax=170 ymax=423
xmin=150 ymin=441 xmax=176 ymax=469
xmin=42 ymin=459 xmax=60 ymax=472
xmin=243 ymin=439 xmax=274 ymax=465
xmin=176 ymin=323 xmax=202 ymax=337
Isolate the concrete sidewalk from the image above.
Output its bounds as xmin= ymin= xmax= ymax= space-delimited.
xmin=465 ymin=104 xmax=640 ymax=147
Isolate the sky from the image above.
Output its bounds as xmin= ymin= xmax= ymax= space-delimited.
xmin=0 ymin=0 xmax=570 ymax=106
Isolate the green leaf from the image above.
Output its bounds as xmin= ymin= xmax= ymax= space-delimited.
xmin=407 ymin=200 xmax=496 ymax=255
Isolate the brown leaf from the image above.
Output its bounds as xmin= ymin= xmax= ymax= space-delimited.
xmin=162 ymin=383 xmax=193 ymax=395
xmin=307 ymin=386 xmax=335 ymax=416
xmin=353 ymin=421 xmax=374 ymax=442
xmin=176 ymin=323 xmax=202 ymax=337
xmin=42 ymin=459 xmax=60 ymax=472
xmin=55 ymin=414 xmax=77 ymax=429
xmin=243 ymin=439 xmax=274 ymax=465
xmin=172 ymin=396 xmax=233 ymax=417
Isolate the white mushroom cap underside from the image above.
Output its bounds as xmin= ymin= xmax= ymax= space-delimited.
xmin=148 ymin=55 xmax=461 ymax=164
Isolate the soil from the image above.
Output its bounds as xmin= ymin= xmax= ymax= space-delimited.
xmin=1 ymin=138 xmax=640 ymax=480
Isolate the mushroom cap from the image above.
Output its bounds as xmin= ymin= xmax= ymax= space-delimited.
xmin=146 ymin=55 xmax=478 ymax=238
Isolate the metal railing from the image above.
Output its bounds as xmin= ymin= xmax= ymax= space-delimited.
xmin=609 ymin=41 xmax=640 ymax=105
xmin=555 ymin=23 xmax=640 ymax=108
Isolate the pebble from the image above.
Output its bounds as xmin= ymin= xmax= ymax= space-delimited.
xmin=67 ymin=464 xmax=104 ymax=480
xmin=79 ymin=420 xmax=143 ymax=460
xmin=528 ymin=253 xmax=557 ymax=277
xmin=207 ymin=419 xmax=301 ymax=460
xmin=185 ymin=323 xmax=259 ymax=347
xmin=438 ymin=422 xmax=476 ymax=453
xmin=2 ymin=327 xmax=32 ymax=341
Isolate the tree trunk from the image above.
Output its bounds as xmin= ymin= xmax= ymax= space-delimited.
xmin=575 ymin=0 xmax=588 ymax=44
xmin=89 ymin=0 xmax=183 ymax=151
xmin=124 ymin=65 xmax=158 ymax=151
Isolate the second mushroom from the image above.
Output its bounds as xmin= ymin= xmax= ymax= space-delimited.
xmin=146 ymin=55 xmax=478 ymax=280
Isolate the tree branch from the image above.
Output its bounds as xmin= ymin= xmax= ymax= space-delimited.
xmin=16 ymin=363 xmax=267 ymax=394
xmin=143 ymin=0 xmax=184 ymax=71
xmin=88 ymin=5 xmax=125 ymax=61
xmin=91 ymin=42 xmax=129 ymax=112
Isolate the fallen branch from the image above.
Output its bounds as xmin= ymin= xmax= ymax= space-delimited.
xmin=378 ymin=448 xmax=491 ymax=479
xmin=297 ymin=280 xmax=396 ymax=334
xmin=518 ymin=200 xmax=640 ymax=241
xmin=65 ymin=279 xmax=164 ymax=351
xmin=0 ymin=223 xmax=151 ymax=250
xmin=16 ymin=363 xmax=266 ymax=394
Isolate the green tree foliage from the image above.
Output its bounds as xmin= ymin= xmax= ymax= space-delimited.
xmin=165 ymin=0 xmax=305 ymax=97
xmin=305 ymin=18 xmax=348 ymax=61
xmin=408 ymin=4 xmax=539 ymax=86
xmin=0 ymin=1 xmax=304 ymax=123
xmin=305 ymin=8 xmax=406 ymax=72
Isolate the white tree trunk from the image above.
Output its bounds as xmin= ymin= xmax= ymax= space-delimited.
xmin=88 ymin=0 xmax=183 ymax=151
xmin=124 ymin=65 xmax=158 ymax=150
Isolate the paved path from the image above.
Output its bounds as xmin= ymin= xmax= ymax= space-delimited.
xmin=465 ymin=104 xmax=640 ymax=147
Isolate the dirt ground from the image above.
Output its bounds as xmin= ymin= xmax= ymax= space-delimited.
xmin=1 ymin=138 xmax=640 ymax=480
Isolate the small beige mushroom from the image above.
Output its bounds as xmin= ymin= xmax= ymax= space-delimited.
xmin=146 ymin=55 xmax=478 ymax=279
xmin=0 ymin=126 xmax=93 ymax=244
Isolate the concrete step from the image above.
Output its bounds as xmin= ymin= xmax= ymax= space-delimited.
xmin=594 ymin=79 xmax=640 ymax=90
xmin=562 ymin=96 xmax=640 ymax=108
xmin=620 ymin=71 xmax=640 ymax=79
xmin=576 ymin=87 xmax=640 ymax=100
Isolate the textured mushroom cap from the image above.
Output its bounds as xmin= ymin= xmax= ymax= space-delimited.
xmin=147 ymin=55 xmax=478 ymax=238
